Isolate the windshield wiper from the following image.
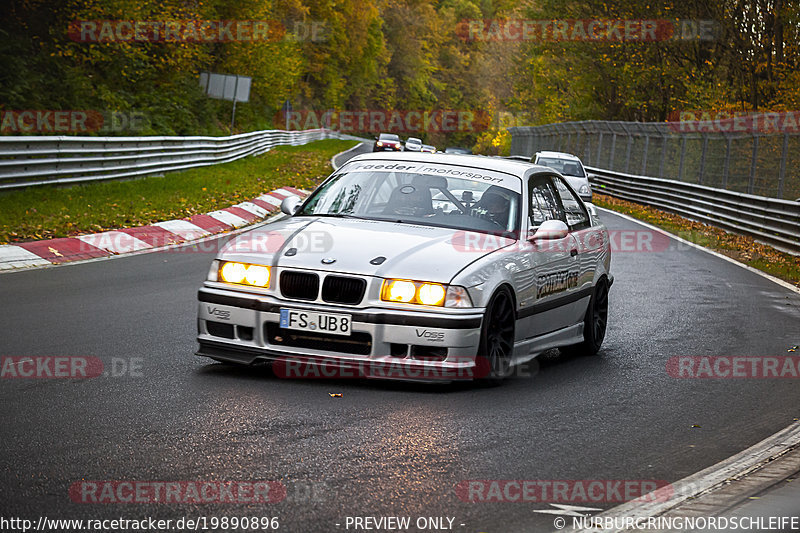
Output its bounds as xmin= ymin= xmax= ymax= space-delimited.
xmin=306 ymin=213 xmax=368 ymax=220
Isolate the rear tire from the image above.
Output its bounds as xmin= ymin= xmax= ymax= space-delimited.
xmin=477 ymin=288 xmax=516 ymax=386
xmin=565 ymin=278 xmax=609 ymax=356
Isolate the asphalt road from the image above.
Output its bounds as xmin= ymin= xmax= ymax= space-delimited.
xmin=333 ymin=141 xmax=371 ymax=168
xmin=1 ymin=204 xmax=799 ymax=532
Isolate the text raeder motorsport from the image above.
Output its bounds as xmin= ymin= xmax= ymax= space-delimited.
xmin=347 ymin=163 xmax=508 ymax=185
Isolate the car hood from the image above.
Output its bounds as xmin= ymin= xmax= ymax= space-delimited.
xmin=218 ymin=217 xmax=515 ymax=284
xmin=563 ymin=175 xmax=589 ymax=189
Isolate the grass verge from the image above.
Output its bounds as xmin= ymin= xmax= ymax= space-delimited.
xmin=0 ymin=139 xmax=357 ymax=244
xmin=593 ymin=193 xmax=800 ymax=288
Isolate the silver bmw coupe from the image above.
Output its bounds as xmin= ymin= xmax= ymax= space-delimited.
xmin=196 ymin=152 xmax=612 ymax=384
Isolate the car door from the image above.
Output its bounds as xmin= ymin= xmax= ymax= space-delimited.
xmin=513 ymin=174 xmax=580 ymax=338
xmin=550 ymin=175 xmax=597 ymax=326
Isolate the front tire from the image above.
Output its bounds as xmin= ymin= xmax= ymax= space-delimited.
xmin=566 ymin=277 xmax=609 ymax=356
xmin=477 ymin=288 xmax=515 ymax=385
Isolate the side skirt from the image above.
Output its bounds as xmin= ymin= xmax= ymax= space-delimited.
xmin=509 ymin=323 xmax=584 ymax=366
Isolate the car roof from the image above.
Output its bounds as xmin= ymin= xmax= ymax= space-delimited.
xmin=535 ymin=151 xmax=583 ymax=162
xmin=346 ymin=151 xmax=553 ymax=178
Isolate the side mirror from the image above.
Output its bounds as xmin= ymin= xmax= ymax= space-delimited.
xmin=530 ymin=219 xmax=569 ymax=241
xmin=280 ymin=195 xmax=302 ymax=216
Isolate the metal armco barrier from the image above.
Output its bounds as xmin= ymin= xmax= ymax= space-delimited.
xmin=0 ymin=129 xmax=365 ymax=190
xmin=587 ymin=167 xmax=800 ymax=253
xmin=509 ymin=122 xmax=800 ymax=253
xmin=509 ymin=121 xmax=800 ymax=200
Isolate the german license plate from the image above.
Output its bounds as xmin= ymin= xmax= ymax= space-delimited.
xmin=279 ymin=309 xmax=352 ymax=336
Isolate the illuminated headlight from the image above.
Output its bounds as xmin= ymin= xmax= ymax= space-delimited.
xmin=380 ymin=280 xmax=472 ymax=308
xmin=376 ymin=141 xmax=384 ymax=146
xmin=579 ymin=184 xmax=591 ymax=195
xmin=217 ymin=261 xmax=271 ymax=288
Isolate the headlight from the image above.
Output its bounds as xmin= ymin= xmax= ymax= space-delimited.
xmin=380 ymin=279 xmax=472 ymax=308
xmin=376 ymin=141 xmax=384 ymax=146
xmin=579 ymin=184 xmax=590 ymax=194
xmin=218 ymin=261 xmax=271 ymax=288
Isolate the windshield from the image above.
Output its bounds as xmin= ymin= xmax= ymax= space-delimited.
xmin=378 ymin=134 xmax=400 ymax=141
xmin=537 ymin=157 xmax=586 ymax=178
xmin=297 ymin=166 xmax=521 ymax=234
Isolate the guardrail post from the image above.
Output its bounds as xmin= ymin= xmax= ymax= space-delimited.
xmin=584 ymin=134 xmax=591 ymax=162
xmin=698 ymin=135 xmax=708 ymax=184
xmin=659 ymin=135 xmax=667 ymax=178
xmin=609 ymin=134 xmax=617 ymax=170
xmin=778 ymin=133 xmax=788 ymax=199
xmin=749 ymin=135 xmax=759 ymax=194
xmin=722 ymin=136 xmax=731 ymax=189
xmin=641 ymin=135 xmax=650 ymax=175
xmin=624 ymin=135 xmax=633 ymax=174
xmin=678 ymin=137 xmax=687 ymax=181
xmin=596 ymin=132 xmax=603 ymax=167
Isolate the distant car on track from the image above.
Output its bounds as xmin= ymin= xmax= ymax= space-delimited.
xmin=373 ymin=133 xmax=403 ymax=152
xmin=420 ymin=144 xmax=436 ymax=153
xmin=532 ymin=151 xmax=593 ymax=202
xmin=444 ymin=147 xmax=472 ymax=155
xmin=404 ymin=137 xmax=422 ymax=152
xmin=196 ymin=153 xmax=612 ymax=384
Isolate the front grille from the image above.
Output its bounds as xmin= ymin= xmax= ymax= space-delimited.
xmin=322 ymin=276 xmax=367 ymax=305
xmin=280 ymin=271 xmax=319 ymax=300
xmin=265 ymin=323 xmax=372 ymax=355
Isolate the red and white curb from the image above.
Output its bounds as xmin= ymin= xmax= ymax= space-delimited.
xmin=0 ymin=186 xmax=307 ymax=271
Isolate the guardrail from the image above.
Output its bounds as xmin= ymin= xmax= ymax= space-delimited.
xmin=509 ymin=122 xmax=800 ymax=200
xmin=0 ymin=129 xmax=366 ymax=190
xmin=509 ymin=122 xmax=800 ymax=253
xmin=587 ymin=166 xmax=800 ymax=253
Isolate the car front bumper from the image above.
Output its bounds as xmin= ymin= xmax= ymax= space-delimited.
xmin=197 ymin=287 xmax=485 ymax=381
